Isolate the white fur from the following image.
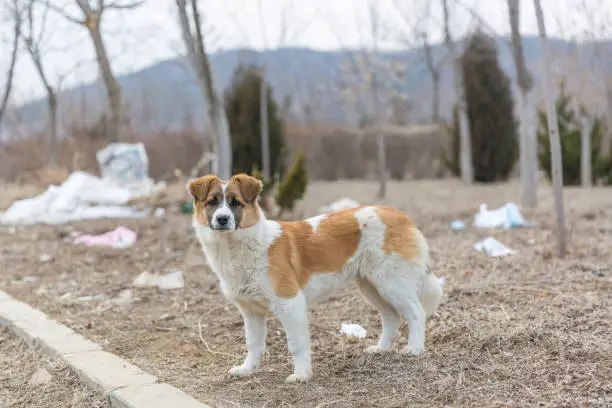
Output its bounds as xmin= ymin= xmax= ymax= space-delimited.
xmin=193 ymin=205 xmax=444 ymax=383
xmin=210 ymin=183 xmax=236 ymax=230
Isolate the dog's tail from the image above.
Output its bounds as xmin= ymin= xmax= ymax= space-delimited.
xmin=421 ymin=268 xmax=445 ymax=317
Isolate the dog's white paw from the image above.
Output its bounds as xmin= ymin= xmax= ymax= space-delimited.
xmin=365 ymin=345 xmax=390 ymax=354
xmin=399 ymin=344 xmax=424 ymax=356
xmin=228 ymin=364 xmax=255 ymax=378
xmin=285 ymin=372 xmax=311 ymax=384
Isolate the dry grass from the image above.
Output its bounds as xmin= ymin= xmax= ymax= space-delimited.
xmin=0 ymin=327 xmax=110 ymax=408
xmin=1 ymin=179 xmax=611 ymax=407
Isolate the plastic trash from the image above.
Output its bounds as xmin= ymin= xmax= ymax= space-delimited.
xmin=73 ymin=226 xmax=137 ymax=249
xmin=473 ymin=202 xmax=533 ymax=229
xmin=450 ymin=220 xmax=466 ymax=230
xmin=473 ymin=236 xmax=516 ymax=257
xmin=340 ymin=323 xmax=367 ymax=339
xmin=132 ymin=269 xmax=184 ymax=290
xmin=0 ymin=171 xmax=149 ymax=225
xmin=96 ymin=142 xmax=161 ymax=198
xmin=319 ymin=198 xmax=360 ymax=214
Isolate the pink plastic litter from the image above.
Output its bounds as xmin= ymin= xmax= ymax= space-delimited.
xmin=73 ymin=226 xmax=137 ymax=249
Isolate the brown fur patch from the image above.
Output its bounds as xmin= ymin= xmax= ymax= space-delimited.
xmin=377 ymin=206 xmax=421 ymax=261
xmin=189 ymin=175 xmax=222 ymax=227
xmin=226 ymin=175 xmax=262 ymax=228
xmin=267 ymin=210 xmax=362 ymax=298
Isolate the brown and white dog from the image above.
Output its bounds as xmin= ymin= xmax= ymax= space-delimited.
xmin=188 ymin=173 xmax=444 ymax=383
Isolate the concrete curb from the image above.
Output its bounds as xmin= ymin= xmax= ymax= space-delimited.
xmin=0 ymin=291 xmax=212 ymax=408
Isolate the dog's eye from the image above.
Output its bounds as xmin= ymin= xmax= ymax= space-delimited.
xmin=206 ymin=197 xmax=219 ymax=206
xmin=228 ymin=197 xmax=241 ymax=207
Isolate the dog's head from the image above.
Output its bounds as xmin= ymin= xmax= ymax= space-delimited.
xmin=187 ymin=173 xmax=263 ymax=231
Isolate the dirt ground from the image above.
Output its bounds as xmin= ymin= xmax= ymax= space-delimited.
xmin=0 ymin=327 xmax=110 ymax=408
xmin=1 ymin=179 xmax=611 ymax=408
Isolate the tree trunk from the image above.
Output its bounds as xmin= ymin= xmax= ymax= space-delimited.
xmin=48 ymin=92 xmax=58 ymax=166
xmin=260 ymin=66 xmax=271 ymax=180
xmin=372 ymin=71 xmax=386 ymax=198
xmin=508 ymin=0 xmax=537 ymax=208
xmin=431 ymin=71 xmax=441 ymax=123
xmin=176 ymin=0 xmax=232 ymax=179
xmin=534 ymin=0 xmax=567 ymax=257
xmin=87 ymin=24 xmax=122 ymax=143
xmin=442 ymin=0 xmax=473 ymax=183
xmin=0 ymin=11 xmax=21 ymax=135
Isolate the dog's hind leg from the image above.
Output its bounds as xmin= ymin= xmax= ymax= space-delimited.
xmin=356 ymin=276 xmax=401 ymax=354
xmin=369 ymin=264 xmax=427 ymax=356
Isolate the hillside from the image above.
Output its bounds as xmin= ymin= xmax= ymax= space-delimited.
xmin=7 ymin=35 xmax=612 ymax=137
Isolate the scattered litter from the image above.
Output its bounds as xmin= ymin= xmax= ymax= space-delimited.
xmin=473 ymin=237 xmax=517 ymax=257
xmin=319 ymin=198 xmax=360 ymax=214
xmin=39 ymin=254 xmax=53 ymax=263
xmin=73 ymin=226 xmax=137 ymax=249
xmin=29 ymin=368 xmax=52 ymax=386
xmin=592 ymin=270 xmax=604 ymax=278
xmin=180 ymin=202 xmax=193 ymax=215
xmin=77 ymin=294 xmax=105 ymax=302
xmin=154 ymin=207 xmax=166 ymax=217
xmin=10 ymin=276 xmax=38 ymax=285
xmin=132 ymin=269 xmax=185 ymax=290
xmin=96 ymin=142 xmax=156 ymax=197
xmin=0 ymin=171 xmax=150 ymax=225
xmin=473 ymin=202 xmax=534 ymax=229
xmin=113 ymin=289 xmax=134 ymax=306
xmin=156 ymin=269 xmax=185 ymax=290
xmin=450 ymin=220 xmax=466 ymax=230
xmin=340 ymin=323 xmax=367 ymax=339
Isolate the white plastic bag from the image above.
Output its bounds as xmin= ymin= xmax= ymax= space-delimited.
xmin=473 ymin=202 xmax=531 ymax=229
xmin=96 ymin=143 xmax=154 ymax=197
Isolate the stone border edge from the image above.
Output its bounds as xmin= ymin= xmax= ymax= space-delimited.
xmin=0 ymin=291 xmax=212 ymax=408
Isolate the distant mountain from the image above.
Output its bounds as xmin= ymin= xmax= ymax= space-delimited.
xmin=6 ymin=35 xmax=612 ymax=139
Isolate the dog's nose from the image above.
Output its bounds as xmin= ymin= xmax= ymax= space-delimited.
xmin=216 ymin=215 xmax=230 ymax=227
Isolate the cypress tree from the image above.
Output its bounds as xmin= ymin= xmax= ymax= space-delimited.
xmin=460 ymin=30 xmax=519 ymax=182
xmin=224 ymin=64 xmax=286 ymax=178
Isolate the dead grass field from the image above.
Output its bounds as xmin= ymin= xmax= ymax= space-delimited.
xmin=0 ymin=327 xmax=110 ymax=408
xmin=1 ymin=179 xmax=611 ymax=407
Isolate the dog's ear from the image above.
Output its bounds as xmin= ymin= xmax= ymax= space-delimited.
xmin=187 ymin=175 xmax=221 ymax=201
xmin=230 ymin=173 xmax=263 ymax=203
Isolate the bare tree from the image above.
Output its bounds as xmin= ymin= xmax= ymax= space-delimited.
xmin=534 ymin=0 xmax=566 ymax=257
xmin=325 ymin=0 xmax=400 ymax=197
xmin=22 ymin=0 xmax=59 ymax=165
xmin=176 ymin=0 xmax=232 ymax=179
xmin=507 ymin=0 xmax=537 ymax=207
xmin=393 ymin=0 xmax=444 ymax=124
xmin=254 ymin=0 xmax=308 ymax=180
xmin=47 ymin=0 xmax=145 ymax=143
xmin=442 ymin=0 xmax=473 ymax=183
xmin=369 ymin=1 xmax=387 ymax=198
xmin=256 ymin=0 xmax=271 ymax=180
xmin=0 ymin=0 xmax=22 ymax=137
xmin=574 ymin=0 xmax=612 ymax=156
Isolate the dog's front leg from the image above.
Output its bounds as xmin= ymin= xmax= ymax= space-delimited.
xmin=272 ymin=293 xmax=312 ymax=383
xmin=228 ymin=304 xmax=266 ymax=377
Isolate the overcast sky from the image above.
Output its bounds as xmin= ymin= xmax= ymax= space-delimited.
xmin=1 ymin=0 xmax=610 ymax=104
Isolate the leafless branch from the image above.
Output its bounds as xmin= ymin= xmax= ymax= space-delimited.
xmin=0 ymin=0 xmax=22 ymax=131
xmin=42 ymin=0 xmax=84 ymax=24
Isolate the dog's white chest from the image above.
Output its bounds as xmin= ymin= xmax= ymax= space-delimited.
xmin=200 ymin=237 xmax=268 ymax=303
